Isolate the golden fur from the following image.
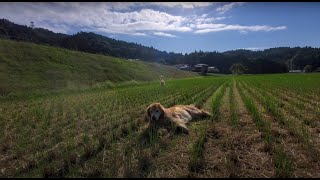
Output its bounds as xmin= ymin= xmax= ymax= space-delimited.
xmin=145 ymin=102 xmax=211 ymax=133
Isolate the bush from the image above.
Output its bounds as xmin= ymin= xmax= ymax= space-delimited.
xmin=304 ymin=65 xmax=313 ymax=73
xmin=230 ymin=63 xmax=247 ymax=75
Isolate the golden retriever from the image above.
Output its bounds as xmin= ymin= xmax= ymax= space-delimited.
xmin=145 ymin=102 xmax=211 ymax=133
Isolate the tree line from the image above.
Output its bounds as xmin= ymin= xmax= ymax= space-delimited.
xmin=1 ymin=18 xmax=320 ymax=74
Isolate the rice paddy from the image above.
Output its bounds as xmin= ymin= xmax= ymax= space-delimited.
xmin=1 ymin=73 xmax=319 ymax=177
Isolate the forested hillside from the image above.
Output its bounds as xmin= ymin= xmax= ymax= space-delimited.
xmin=0 ymin=39 xmax=195 ymax=96
xmin=1 ymin=18 xmax=320 ymax=74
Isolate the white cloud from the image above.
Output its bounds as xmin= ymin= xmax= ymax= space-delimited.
xmin=105 ymin=2 xmax=137 ymax=10
xmin=147 ymin=2 xmax=216 ymax=9
xmin=131 ymin=32 xmax=148 ymax=36
xmin=195 ymin=16 xmax=227 ymax=24
xmin=74 ymin=2 xmax=216 ymax=10
xmin=196 ymin=23 xmax=226 ymax=29
xmin=194 ymin=24 xmax=287 ymax=34
xmin=216 ymin=2 xmax=246 ymax=14
xmin=238 ymin=47 xmax=269 ymax=51
xmin=37 ymin=23 xmax=71 ymax=34
xmin=239 ymin=30 xmax=248 ymax=34
xmin=0 ymin=2 xmax=286 ymax=37
xmin=0 ymin=3 xmax=191 ymax=35
xmin=153 ymin=32 xmax=176 ymax=37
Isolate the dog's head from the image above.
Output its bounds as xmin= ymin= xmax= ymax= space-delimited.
xmin=146 ymin=103 xmax=165 ymax=122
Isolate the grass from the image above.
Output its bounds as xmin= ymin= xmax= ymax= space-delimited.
xmin=1 ymin=39 xmax=320 ymax=178
xmin=134 ymin=78 xmax=227 ymax=177
xmin=1 ymin=74 xmax=319 ymax=177
xmin=0 ymin=38 xmax=196 ymax=97
xmin=273 ymin=146 xmax=294 ymax=178
xmin=211 ymin=82 xmax=228 ymax=121
xmin=237 ymin=81 xmax=294 ymax=177
xmin=241 ymin=81 xmax=314 ymax=149
xmin=188 ymin=81 xmax=229 ymax=173
xmin=188 ymin=123 xmax=208 ymax=173
xmin=237 ymin=81 xmax=272 ymax=144
xmin=229 ymin=80 xmax=238 ymax=127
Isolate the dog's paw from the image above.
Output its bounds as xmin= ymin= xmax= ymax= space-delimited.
xmin=202 ymin=111 xmax=211 ymax=117
xmin=174 ymin=126 xmax=189 ymax=135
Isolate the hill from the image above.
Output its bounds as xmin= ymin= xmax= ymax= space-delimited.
xmin=0 ymin=18 xmax=171 ymax=63
xmin=0 ymin=39 xmax=195 ymax=96
xmin=1 ymin=18 xmax=320 ymax=74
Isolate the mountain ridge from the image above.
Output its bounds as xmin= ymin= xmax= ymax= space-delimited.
xmin=1 ymin=18 xmax=320 ymax=73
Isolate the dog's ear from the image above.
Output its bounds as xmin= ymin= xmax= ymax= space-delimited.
xmin=144 ymin=113 xmax=150 ymax=123
xmin=158 ymin=104 xmax=165 ymax=120
xmin=146 ymin=105 xmax=152 ymax=120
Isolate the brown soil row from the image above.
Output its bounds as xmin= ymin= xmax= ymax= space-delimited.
xmin=194 ymin=81 xmax=275 ymax=178
xmin=243 ymin=82 xmax=320 ymax=161
xmin=239 ymin=81 xmax=320 ymax=177
xmin=145 ymin=85 xmax=223 ymax=178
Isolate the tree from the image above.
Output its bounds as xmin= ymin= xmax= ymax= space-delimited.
xmin=304 ymin=65 xmax=313 ymax=73
xmin=230 ymin=63 xmax=246 ymax=75
xmin=200 ymin=65 xmax=208 ymax=76
xmin=3 ymin=18 xmax=320 ymax=74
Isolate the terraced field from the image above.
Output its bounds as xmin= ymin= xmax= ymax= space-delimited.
xmin=0 ymin=73 xmax=319 ymax=178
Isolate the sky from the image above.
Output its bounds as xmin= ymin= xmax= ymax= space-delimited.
xmin=1 ymin=2 xmax=320 ymax=53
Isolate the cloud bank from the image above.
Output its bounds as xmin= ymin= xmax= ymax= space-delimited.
xmin=0 ymin=2 xmax=286 ymax=37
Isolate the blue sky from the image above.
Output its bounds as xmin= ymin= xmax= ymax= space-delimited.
xmin=1 ymin=2 xmax=320 ymax=53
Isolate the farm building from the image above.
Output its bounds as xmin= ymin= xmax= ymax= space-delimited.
xmin=192 ymin=64 xmax=208 ymax=72
xmin=289 ymin=69 xmax=305 ymax=73
xmin=208 ymin=66 xmax=220 ymax=73
xmin=173 ymin=64 xmax=192 ymax=71
xmin=192 ymin=64 xmax=209 ymax=75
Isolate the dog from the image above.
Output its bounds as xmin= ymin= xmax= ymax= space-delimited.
xmin=145 ymin=102 xmax=211 ymax=134
xmin=159 ymin=76 xmax=165 ymax=86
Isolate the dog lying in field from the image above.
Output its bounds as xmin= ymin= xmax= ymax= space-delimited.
xmin=159 ymin=76 xmax=165 ymax=86
xmin=145 ymin=102 xmax=211 ymax=134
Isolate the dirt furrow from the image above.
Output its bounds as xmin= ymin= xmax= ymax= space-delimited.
xmin=228 ymin=80 xmax=275 ymax=177
xmin=250 ymin=83 xmax=320 ymax=128
xmin=147 ymin=84 xmax=225 ymax=178
xmin=192 ymin=87 xmax=231 ymax=178
xmin=239 ymin=81 xmax=320 ymax=177
xmin=243 ymin=82 xmax=320 ymax=160
xmin=196 ymin=81 xmax=275 ymax=178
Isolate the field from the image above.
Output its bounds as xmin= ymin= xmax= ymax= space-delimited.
xmin=0 ymin=39 xmax=195 ymax=96
xmin=0 ymin=73 xmax=320 ymax=178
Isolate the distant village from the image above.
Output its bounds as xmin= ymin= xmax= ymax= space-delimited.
xmin=126 ymin=58 xmax=312 ymax=74
xmin=173 ymin=64 xmax=220 ymax=73
xmin=126 ymin=58 xmax=220 ymax=74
